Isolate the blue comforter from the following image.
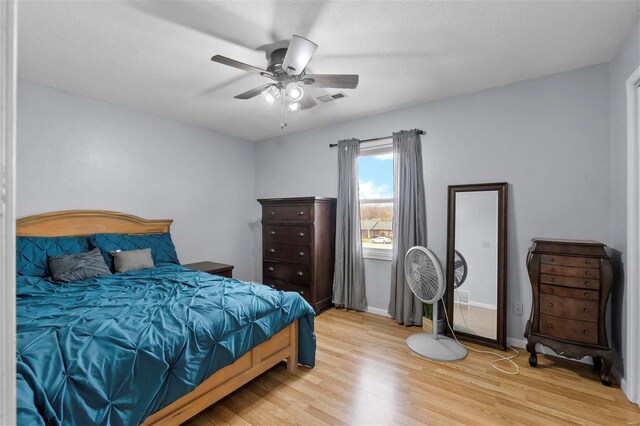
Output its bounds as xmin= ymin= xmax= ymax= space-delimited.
xmin=16 ymin=265 xmax=316 ymax=425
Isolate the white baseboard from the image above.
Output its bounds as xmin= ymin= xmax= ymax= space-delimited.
xmin=506 ymin=337 xmax=527 ymax=349
xmin=366 ymin=306 xmax=391 ymax=317
xmin=455 ymin=300 xmax=497 ymax=310
xmin=612 ymin=366 xmax=637 ymax=404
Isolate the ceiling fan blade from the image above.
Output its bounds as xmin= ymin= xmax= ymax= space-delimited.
xmin=234 ymin=83 xmax=277 ymax=100
xmin=302 ymin=74 xmax=359 ymax=89
xmin=282 ymin=35 xmax=318 ymax=76
xmin=211 ymin=55 xmax=274 ymax=79
xmin=299 ymin=91 xmax=317 ymax=110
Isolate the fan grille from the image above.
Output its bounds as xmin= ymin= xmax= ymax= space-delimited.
xmin=404 ymin=247 xmax=445 ymax=303
xmin=453 ymin=250 xmax=468 ymax=289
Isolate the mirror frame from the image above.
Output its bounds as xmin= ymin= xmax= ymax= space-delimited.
xmin=445 ymin=182 xmax=508 ymax=350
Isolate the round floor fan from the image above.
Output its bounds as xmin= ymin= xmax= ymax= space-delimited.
xmin=453 ymin=250 xmax=468 ymax=289
xmin=405 ymin=246 xmax=467 ymax=362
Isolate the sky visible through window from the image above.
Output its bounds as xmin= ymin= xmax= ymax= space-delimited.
xmin=359 ymin=152 xmax=394 ymax=251
xmin=358 ymin=153 xmax=393 ymax=200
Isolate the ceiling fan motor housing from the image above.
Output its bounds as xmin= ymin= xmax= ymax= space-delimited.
xmin=266 ymin=48 xmax=287 ymax=75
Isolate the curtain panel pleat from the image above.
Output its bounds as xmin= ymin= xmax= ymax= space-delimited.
xmin=388 ymin=130 xmax=427 ymax=325
xmin=332 ymin=139 xmax=368 ymax=311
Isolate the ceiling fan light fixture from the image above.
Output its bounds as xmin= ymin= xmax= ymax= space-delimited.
xmin=287 ymin=102 xmax=300 ymax=112
xmin=282 ymin=35 xmax=318 ymax=76
xmin=286 ymin=83 xmax=304 ymax=102
xmin=261 ymin=85 xmax=280 ymax=104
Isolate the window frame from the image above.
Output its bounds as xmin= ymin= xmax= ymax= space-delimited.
xmin=358 ymin=140 xmax=394 ymax=261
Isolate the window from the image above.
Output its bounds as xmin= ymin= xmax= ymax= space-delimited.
xmin=358 ymin=142 xmax=393 ymax=260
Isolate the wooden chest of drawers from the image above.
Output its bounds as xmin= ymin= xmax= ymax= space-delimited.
xmin=524 ymin=239 xmax=614 ymax=385
xmin=258 ymin=197 xmax=336 ymax=313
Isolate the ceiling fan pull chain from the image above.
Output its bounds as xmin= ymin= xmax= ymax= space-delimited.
xmin=281 ymin=90 xmax=287 ymax=129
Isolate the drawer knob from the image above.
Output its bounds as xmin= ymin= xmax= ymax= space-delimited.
xmin=583 ymin=308 xmax=589 ymax=312
xmin=549 ymin=267 xmax=555 ymax=272
xmin=547 ymin=288 xmax=554 ymax=293
xmin=585 ymin=270 xmax=590 ymax=275
xmin=583 ymin=330 xmax=589 ymax=335
xmin=549 ymin=258 xmax=555 ymax=262
xmin=298 ymin=251 xmax=305 ymax=257
xmin=297 ymin=271 xmax=304 ymax=276
xmin=584 ymin=281 xmax=590 ymax=286
xmin=547 ymin=303 xmax=553 ymax=308
xmin=270 ymin=211 xmax=276 ymax=215
xmin=268 ymin=266 xmax=274 ymax=271
xmin=269 ymin=248 xmax=275 ymax=253
xmin=546 ymin=323 xmax=553 ymax=328
xmin=298 ymin=211 xmax=305 ymax=216
xmin=548 ymin=276 xmax=554 ymax=281
xmin=270 ymin=231 xmax=276 ymax=235
xmin=585 ymin=259 xmax=591 ymax=264
xmin=298 ymin=232 xmax=305 ymax=237
xmin=584 ymin=292 xmax=589 ymax=297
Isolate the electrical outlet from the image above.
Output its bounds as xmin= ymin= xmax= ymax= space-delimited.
xmin=513 ymin=303 xmax=524 ymax=316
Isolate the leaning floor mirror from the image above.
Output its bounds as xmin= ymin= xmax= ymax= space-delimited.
xmin=445 ymin=182 xmax=508 ymax=350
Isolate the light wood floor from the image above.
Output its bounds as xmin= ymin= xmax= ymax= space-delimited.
xmin=453 ymin=302 xmax=497 ymax=340
xmin=186 ymin=308 xmax=639 ymax=425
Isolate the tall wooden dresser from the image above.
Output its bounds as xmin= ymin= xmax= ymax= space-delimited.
xmin=524 ymin=239 xmax=614 ymax=385
xmin=258 ymin=197 xmax=337 ymax=313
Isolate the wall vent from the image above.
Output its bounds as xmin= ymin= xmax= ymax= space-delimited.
xmin=317 ymin=92 xmax=348 ymax=103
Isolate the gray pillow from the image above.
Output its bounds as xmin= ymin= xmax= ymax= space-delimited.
xmin=111 ymin=248 xmax=155 ymax=273
xmin=48 ymin=247 xmax=112 ymax=283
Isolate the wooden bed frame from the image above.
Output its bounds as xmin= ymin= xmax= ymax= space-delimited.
xmin=17 ymin=210 xmax=299 ymax=426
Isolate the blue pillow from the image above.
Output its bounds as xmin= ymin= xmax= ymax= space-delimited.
xmin=90 ymin=233 xmax=179 ymax=270
xmin=16 ymin=236 xmax=92 ymax=277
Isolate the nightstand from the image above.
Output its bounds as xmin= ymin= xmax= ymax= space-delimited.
xmin=182 ymin=261 xmax=234 ymax=278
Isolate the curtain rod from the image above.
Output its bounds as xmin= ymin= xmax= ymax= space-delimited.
xmin=328 ymin=129 xmax=425 ymax=148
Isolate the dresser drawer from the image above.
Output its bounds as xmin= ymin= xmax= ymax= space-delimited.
xmin=539 ymin=314 xmax=598 ymax=345
xmin=540 ymin=273 xmax=599 ymax=290
xmin=540 ymin=264 xmax=599 ymax=279
xmin=541 ymin=255 xmax=599 ymax=269
xmin=262 ymin=205 xmax=311 ymax=222
xmin=264 ymin=242 xmax=311 ymax=265
xmin=540 ymin=284 xmax=599 ymax=300
xmin=263 ymin=279 xmax=311 ymax=302
xmin=263 ymin=261 xmax=311 ymax=285
xmin=540 ymin=294 xmax=598 ymax=322
xmin=264 ymin=224 xmax=311 ymax=244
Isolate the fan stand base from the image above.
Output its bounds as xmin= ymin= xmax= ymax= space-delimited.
xmin=407 ymin=333 xmax=468 ymax=362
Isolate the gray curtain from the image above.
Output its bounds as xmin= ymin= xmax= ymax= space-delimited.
xmin=333 ymin=138 xmax=368 ymax=311
xmin=388 ymin=130 xmax=427 ymax=325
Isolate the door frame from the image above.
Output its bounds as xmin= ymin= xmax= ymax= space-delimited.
xmin=625 ymin=65 xmax=640 ymax=405
xmin=0 ymin=0 xmax=17 ymax=423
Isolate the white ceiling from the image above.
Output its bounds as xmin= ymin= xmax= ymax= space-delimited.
xmin=18 ymin=1 xmax=639 ymax=142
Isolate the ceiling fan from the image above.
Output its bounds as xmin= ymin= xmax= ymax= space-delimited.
xmin=211 ymin=35 xmax=359 ymax=128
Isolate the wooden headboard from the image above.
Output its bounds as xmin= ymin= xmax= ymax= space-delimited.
xmin=16 ymin=210 xmax=173 ymax=237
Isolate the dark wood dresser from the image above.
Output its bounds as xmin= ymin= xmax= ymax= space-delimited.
xmin=182 ymin=261 xmax=234 ymax=278
xmin=258 ymin=197 xmax=337 ymax=313
xmin=524 ymin=239 xmax=614 ymax=385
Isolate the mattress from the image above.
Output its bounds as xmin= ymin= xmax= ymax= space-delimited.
xmin=16 ymin=265 xmax=316 ymax=425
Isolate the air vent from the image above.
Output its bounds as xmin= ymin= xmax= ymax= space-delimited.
xmin=317 ymin=92 xmax=348 ymax=103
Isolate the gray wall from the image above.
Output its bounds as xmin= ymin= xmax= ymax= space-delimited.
xmin=254 ymin=63 xmax=612 ymax=343
xmin=608 ymin=18 xmax=639 ymax=382
xmin=17 ymin=80 xmax=257 ymax=281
